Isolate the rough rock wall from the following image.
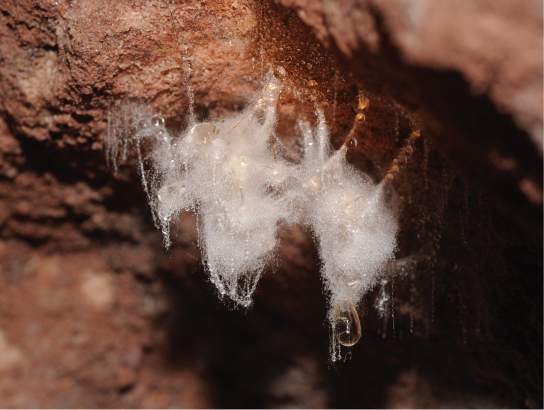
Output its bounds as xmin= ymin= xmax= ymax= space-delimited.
xmin=0 ymin=0 xmax=542 ymax=408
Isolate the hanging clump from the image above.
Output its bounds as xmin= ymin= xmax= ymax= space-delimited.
xmin=106 ymin=68 xmax=403 ymax=362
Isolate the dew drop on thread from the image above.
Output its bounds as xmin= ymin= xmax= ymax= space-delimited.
xmin=353 ymin=93 xmax=370 ymax=113
xmin=151 ymin=115 xmax=165 ymax=128
xmin=334 ymin=300 xmax=362 ymax=347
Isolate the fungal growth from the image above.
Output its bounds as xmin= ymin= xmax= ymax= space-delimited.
xmin=107 ymin=70 xmax=398 ymax=361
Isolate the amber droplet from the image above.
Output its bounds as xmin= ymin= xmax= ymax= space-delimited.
xmin=403 ymin=145 xmax=414 ymax=155
xmin=309 ymin=90 xmax=326 ymax=104
xmin=385 ymin=173 xmax=394 ymax=180
xmin=353 ymin=93 xmax=370 ymax=113
xmin=306 ymin=62 xmax=313 ymax=69
xmin=391 ymin=165 xmax=399 ymax=173
xmin=334 ymin=300 xmax=362 ymax=347
xmin=347 ymin=136 xmax=357 ymax=149
xmin=410 ymin=130 xmax=421 ymax=140
xmin=274 ymin=65 xmax=286 ymax=79
xmin=355 ymin=113 xmax=366 ymax=123
xmin=307 ymin=79 xmax=318 ymax=88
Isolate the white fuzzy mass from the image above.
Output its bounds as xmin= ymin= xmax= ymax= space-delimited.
xmin=107 ymin=71 xmax=398 ymax=359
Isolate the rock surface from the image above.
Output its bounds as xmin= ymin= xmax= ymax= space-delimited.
xmin=0 ymin=0 xmax=542 ymax=408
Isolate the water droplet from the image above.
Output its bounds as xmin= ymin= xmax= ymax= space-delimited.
xmin=239 ymin=156 xmax=250 ymax=167
xmin=263 ymin=81 xmax=281 ymax=102
xmin=307 ymin=176 xmax=324 ymax=192
xmin=353 ymin=93 xmax=370 ymax=113
xmin=403 ymin=145 xmax=414 ymax=155
xmin=151 ymin=115 xmax=165 ymax=128
xmin=353 ymin=195 xmax=367 ymax=211
xmin=410 ymin=130 xmax=421 ymax=140
xmin=179 ymin=42 xmax=193 ymax=58
xmin=355 ymin=113 xmax=366 ymax=123
xmin=308 ymin=90 xmax=326 ymax=104
xmin=138 ymin=118 xmax=150 ymax=129
xmin=157 ymin=181 xmax=185 ymax=203
xmin=347 ymin=280 xmax=360 ymax=288
xmin=343 ymin=198 xmax=353 ymax=214
xmin=183 ymin=59 xmax=194 ymax=71
xmin=263 ymin=236 xmax=276 ymax=251
xmin=347 ymin=136 xmax=357 ymax=149
xmin=334 ymin=300 xmax=361 ymax=347
xmin=274 ymin=65 xmax=286 ymax=79
xmin=306 ymin=62 xmax=312 ymax=69
xmin=190 ymin=122 xmax=220 ymax=144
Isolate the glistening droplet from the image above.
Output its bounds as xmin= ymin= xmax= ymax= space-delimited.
xmin=307 ymin=176 xmax=324 ymax=192
xmin=347 ymin=136 xmax=357 ymax=149
xmin=138 ymin=118 xmax=150 ymax=129
xmin=157 ymin=181 xmax=185 ymax=203
xmin=263 ymin=236 xmax=276 ymax=251
xmin=353 ymin=195 xmax=367 ymax=211
xmin=274 ymin=65 xmax=286 ymax=79
xmin=151 ymin=115 xmax=165 ymax=128
xmin=334 ymin=300 xmax=362 ymax=347
xmin=343 ymin=201 xmax=353 ymax=214
xmin=239 ymin=156 xmax=250 ymax=167
xmin=190 ymin=123 xmax=220 ymax=144
xmin=263 ymin=81 xmax=281 ymax=102
xmin=355 ymin=113 xmax=366 ymax=123
xmin=353 ymin=93 xmax=370 ymax=113
xmin=347 ymin=280 xmax=360 ymax=289
xmin=184 ymin=59 xmax=195 ymax=71
xmin=179 ymin=42 xmax=194 ymax=58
